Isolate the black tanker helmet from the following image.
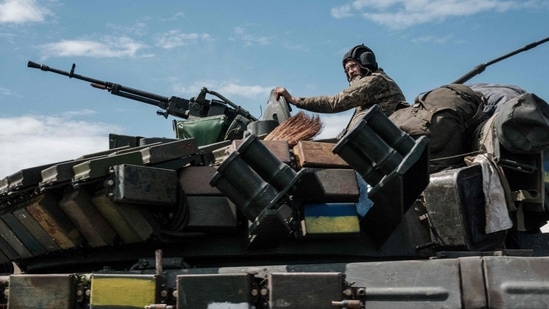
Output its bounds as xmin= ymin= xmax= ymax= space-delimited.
xmin=342 ymin=44 xmax=378 ymax=81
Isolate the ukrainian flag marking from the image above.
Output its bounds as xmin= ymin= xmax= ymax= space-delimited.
xmin=303 ymin=203 xmax=360 ymax=235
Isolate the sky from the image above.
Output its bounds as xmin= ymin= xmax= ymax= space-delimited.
xmin=1 ymin=0 xmax=549 ymax=178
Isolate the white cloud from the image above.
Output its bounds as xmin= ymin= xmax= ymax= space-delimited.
xmin=315 ymin=113 xmax=351 ymax=139
xmin=0 ymin=114 xmax=120 ymax=177
xmin=175 ymin=80 xmax=273 ymax=100
xmin=0 ymin=0 xmax=52 ymax=24
xmin=331 ymin=5 xmax=354 ymax=18
xmin=39 ymin=36 xmax=149 ymax=59
xmin=156 ymin=30 xmax=212 ymax=49
xmin=411 ymin=34 xmax=453 ymax=44
xmin=160 ymin=11 xmax=185 ymax=22
xmin=229 ymin=26 xmax=273 ymax=46
xmin=0 ymin=86 xmax=15 ymax=96
xmin=106 ymin=22 xmax=149 ymax=37
xmin=332 ymin=0 xmax=545 ymax=29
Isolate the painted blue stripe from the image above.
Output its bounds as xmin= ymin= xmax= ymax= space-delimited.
xmin=303 ymin=203 xmax=357 ymax=217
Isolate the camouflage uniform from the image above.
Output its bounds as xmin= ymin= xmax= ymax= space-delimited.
xmin=292 ymin=69 xmax=406 ymax=126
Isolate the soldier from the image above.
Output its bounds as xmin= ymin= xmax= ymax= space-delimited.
xmin=273 ymin=44 xmax=408 ymax=127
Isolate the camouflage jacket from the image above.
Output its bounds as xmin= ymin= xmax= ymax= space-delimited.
xmin=292 ymin=69 xmax=406 ymax=120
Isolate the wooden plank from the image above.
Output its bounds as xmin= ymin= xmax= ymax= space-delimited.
xmin=293 ymin=141 xmax=349 ymax=168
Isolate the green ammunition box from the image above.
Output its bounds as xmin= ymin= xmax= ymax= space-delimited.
xmin=91 ymin=190 xmax=154 ymax=244
xmin=13 ymin=207 xmax=60 ymax=253
xmin=109 ymin=164 xmax=177 ymax=206
xmin=26 ymin=193 xmax=84 ymax=250
xmin=140 ymin=138 xmax=198 ymax=164
xmin=268 ymin=272 xmax=344 ymax=309
xmin=186 ymin=196 xmax=238 ymax=231
xmin=73 ymin=151 xmax=144 ymax=181
xmin=177 ymin=273 xmax=253 ymax=309
xmin=179 ymin=166 xmax=222 ymax=195
xmin=1 ymin=213 xmax=46 ymax=256
xmin=8 ymin=274 xmax=77 ymax=309
xmin=59 ymin=188 xmax=117 ymax=247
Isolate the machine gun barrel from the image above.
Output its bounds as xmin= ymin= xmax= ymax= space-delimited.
xmin=453 ymin=36 xmax=549 ymax=84
xmin=28 ymin=61 xmax=192 ymax=119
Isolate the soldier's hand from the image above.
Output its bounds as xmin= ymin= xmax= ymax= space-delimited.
xmin=273 ymin=87 xmax=295 ymax=103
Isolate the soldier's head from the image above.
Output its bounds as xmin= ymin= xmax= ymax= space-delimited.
xmin=342 ymin=44 xmax=378 ymax=82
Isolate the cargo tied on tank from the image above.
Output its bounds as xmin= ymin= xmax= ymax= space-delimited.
xmin=0 ymin=38 xmax=549 ymax=309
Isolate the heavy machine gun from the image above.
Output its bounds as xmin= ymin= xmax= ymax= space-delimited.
xmin=27 ymin=61 xmax=257 ymax=122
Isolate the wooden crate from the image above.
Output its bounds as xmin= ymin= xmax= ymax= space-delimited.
xmin=293 ymin=141 xmax=349 ymax=168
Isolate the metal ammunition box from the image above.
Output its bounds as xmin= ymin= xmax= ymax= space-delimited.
xmin=293 ymin=141 xmax=349 ymax=168
xmin=4 ymin=163 xmax=57 ymax=192
xmin=41 ymin=147 xmax=129 ymax=187
xmin=293 ymin=168 xmax=359 ymax=202
xmin=13 ymin=208 xmax=60 ymax=253
xmin=91 ymin=190 xmax=154 ymax=244
xmin=0 ymin=250 xmax=9 ymax=264
xmin=59 ymin=188 xmax=117 ymax=247
xmin=345 ymin=259 xmax=462 ymax=308
xmin=268 ymin=272 xmax=344 ymax=309
xmin=1 ymin=213 xmax=46 ymax=256
xmin=186 ymin=196 xmax=238 ymax=231
xmin=0 ymin=230 xmax=19 ymax=260
xmin=25 ymin=193 xmax=84 ymax=250
xmin=72 ymin=151 xmax=144 ymax=181
xmin=423 ymin=165 xmax=506 ymax=250
xmin=140 ymin=138 xmax=198 ymax=164
xmin=109 ymin=164 xmax=177 ymax=206
xmin=40 ymin=158 xmax=88 ymax=187
xmin=109 ymin=133 xmax=142 ymax=148
xmin=179 ymin=166 xmax=222 ymax=195
xmin=8 ymin=274 xmax=77 ymax=309
xmin=90 ymin=274 xmax=162 ymax=308
xmin=177 ymin=273 xmax=253 ymax=309
xmin=484 ymin=256 xmax=549 ymax=308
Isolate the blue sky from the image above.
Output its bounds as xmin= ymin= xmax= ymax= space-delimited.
xmin=1 ymin=0 xmax=549 ymax=177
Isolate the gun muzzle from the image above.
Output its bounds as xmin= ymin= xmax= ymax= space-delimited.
xmin=27 ymin=61 xmax=44 ymax=70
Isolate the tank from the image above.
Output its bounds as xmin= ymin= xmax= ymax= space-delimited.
xmin=0 ymin=58 xmax=548 ymax=308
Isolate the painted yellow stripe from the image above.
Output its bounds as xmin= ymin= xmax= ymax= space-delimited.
xmin=91 ymin=275 xmax=156 ymax=307
xmin=304 ymin=216 xmax=359 ymax=234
